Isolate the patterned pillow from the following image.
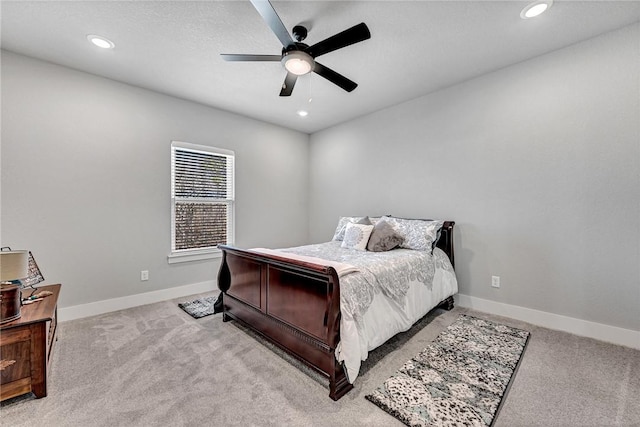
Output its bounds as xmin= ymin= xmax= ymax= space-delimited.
xmin=367 ymin=220 xmax=404 ymax=252
xmin=341 ymin=223 xmax=374 ymax=251
xmin=332 ymin=216 xmax=367 ymax=241
xmin=383 ymin=217 xmax=444 ymax=252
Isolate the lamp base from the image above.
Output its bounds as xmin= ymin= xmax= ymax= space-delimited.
xmin=0 ymin=283 xmax=21 ymax=324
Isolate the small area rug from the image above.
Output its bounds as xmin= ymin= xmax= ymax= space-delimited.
xmin=178 ymin=295 xmax=219 ymax=319
xmin=366 ymin=314 xmax=530 ymax=427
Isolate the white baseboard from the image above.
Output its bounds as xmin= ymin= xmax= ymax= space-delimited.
xmin=58 ymin=280 xmax=216 ymax=322
xmin=456 ymin=294 xmax=640 ymax=350
xmin=57 ymin=287 xmax=640 ymax=350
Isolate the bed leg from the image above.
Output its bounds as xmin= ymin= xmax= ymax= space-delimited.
xmin=213 ymin=293 xmax=225 ymax=314
xmin=329 ymin=363 xmax=353 ymax=401
xmin=438 ymin=296 xmax=455 ymax=311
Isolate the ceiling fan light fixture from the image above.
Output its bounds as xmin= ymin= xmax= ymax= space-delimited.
xmin=282 ymin=51 xmax=314 ymax=75
xmin=223 ymin=1 xmax=369 ymax=96
xmin=520 ymin=0 xmax=553 ymax=19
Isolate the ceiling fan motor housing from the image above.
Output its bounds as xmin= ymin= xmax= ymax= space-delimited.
xmin=282 ymin=42 xmax=310 ymax=54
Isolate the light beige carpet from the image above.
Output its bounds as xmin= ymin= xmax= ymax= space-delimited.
xmin=1 ymin=294 xmax=639 ymax=426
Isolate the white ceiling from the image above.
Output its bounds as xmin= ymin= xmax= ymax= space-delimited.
xmin=2 ymin=1 xmax=639 ymax=133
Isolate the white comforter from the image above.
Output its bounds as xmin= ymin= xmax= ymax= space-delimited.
xmin=252 ymin=242 xmax=458 ymax=382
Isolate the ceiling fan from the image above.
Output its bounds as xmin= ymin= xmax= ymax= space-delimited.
xmin=221 ymin=0 xmax=371 ymax=97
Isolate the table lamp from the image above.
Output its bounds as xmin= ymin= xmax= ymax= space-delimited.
xmin=1 ymin=250 xmax=29 ymax=323
xmin=23 ymin=251 xmax=45 ymax=289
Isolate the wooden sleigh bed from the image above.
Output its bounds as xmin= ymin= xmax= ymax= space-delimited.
xmin=217 ymin=221 xmax=456 ymax=401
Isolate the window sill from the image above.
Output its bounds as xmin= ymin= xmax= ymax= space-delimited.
xmin=167 ymin=249 xmax=222 ymax=264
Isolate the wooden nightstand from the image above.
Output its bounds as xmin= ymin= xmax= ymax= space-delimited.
xmin=0 ymin=284 xmax=61 ymax=401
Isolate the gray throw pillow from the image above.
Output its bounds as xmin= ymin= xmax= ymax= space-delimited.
xmin=367 ymin=220 xmax=404 ymax=252
xmin=356 ymin=216 xmax=372 ymax=226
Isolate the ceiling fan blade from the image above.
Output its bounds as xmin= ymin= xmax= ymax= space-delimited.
xmin=313 ymin=62 xmax=357 ymax=92
xmin=306 ymin=23 xmax=370 ymax=58
xmin=250 ymin=0 xmax=295 ymax=48
xmin=221 ymin=54 xmax=281 ymax=62
xmin=279 ymin=72 xmax=298 ymax=97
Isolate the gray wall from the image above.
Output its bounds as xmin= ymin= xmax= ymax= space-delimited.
xmin=309 ymin=24 xmax=640 ymax=331
xmin=2 ymin=23 xmax=639 ymax=332
xmin=1 ymin=51 xmax=310 ymax=308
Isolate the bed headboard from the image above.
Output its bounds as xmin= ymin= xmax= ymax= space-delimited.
xmin=382 ymin=216 xmax=455 ymax=268
xmin=436 ymin=221 xmax=455 ymax=269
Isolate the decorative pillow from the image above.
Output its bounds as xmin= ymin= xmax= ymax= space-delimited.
xmin=367 ymin=220 xmax=404 ymax=252
xmin=382 ymin=217 xmax=444 ymax=252
xmin=332 ymin=216 xmax=367 ymax=241
xmin=341 ymin=223 xmax=374 ymax=251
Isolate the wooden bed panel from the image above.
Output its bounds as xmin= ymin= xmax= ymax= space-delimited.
xmin=266 ymin=267 xmax=330 ymax=341
xmin=225 ymin=256 xmax=262 ymax=310
xmin=224 ymin=294 xmax=334 ymax=374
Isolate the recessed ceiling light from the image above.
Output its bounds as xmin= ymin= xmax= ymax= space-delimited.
xmin=297 ymin=110 xmax=309 ymax=117
xmin=520 ymin=0 xmax=553 ymax=19
xmin=87 ymin=35 xmax=115 ymax=49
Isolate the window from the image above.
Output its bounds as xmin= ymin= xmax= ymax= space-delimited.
xmin=169 ymin=141 xmax=234 ymax=263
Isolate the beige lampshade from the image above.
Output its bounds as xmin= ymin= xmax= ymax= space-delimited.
xmin=0 ymin=250 xmax=29 ymax=282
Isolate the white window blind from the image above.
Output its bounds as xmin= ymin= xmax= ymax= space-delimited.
xmin=170 ymin=141 xmax=234 ymax=259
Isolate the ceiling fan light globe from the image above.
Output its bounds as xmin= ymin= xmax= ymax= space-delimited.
xmin=282 ymin=51 xmax=314 ymax=75
xmin=285 ymin=59 xmax=312 ymax=75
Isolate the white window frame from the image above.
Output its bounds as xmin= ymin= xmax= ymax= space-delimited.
xmin=167 ymin=141 xmax=235 ymax=264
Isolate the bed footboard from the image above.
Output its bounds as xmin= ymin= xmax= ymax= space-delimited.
xmin=217 ymin=245 xmax=353 ymax=400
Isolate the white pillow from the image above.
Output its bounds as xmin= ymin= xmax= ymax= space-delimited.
xmin=341 ymin=223 xmax=374 ymax=251
xmin=332 ymin=216 xmax=367 ymax=241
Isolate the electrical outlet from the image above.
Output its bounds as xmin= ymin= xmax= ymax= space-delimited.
xmin=141 ymin=270 xmax=149 ymax=281
xmin=491 ymin=276 xmax=500 ymax=288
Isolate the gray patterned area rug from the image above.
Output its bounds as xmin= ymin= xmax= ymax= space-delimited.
xmin=366 ymin=314 xmax=530 ymax=427
xmin=178 ymin=295 xmax=219 ymax=319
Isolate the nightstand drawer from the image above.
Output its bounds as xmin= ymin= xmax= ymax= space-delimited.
xmin=1 ymin=339 xmax=31 ymax=380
